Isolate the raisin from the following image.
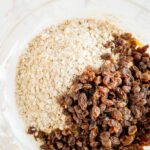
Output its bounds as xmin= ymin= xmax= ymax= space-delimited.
xmin=124 ymin=77 xmax=131 ymax=86
xmin=116 ymin=87 xmax=127 ymax=100
xmin=62 ymin=128 xmax=72 ymax=136
xmin=40 ymin=144 xmax=49 ymax=150
xmin=100 ymin=132 xmax=110 ymax=141
xmin=131 ymin=85 xmax=141 ymax=93
xmin=103 ymin=41 xmax=113 ymax=48
xmin=134 ymin=52 xmax=142 ymax=61
xmin=142 ymin=56 xmax=149 ymax=63
xmin=122 ymin=86 xmax=131 ymax=93
xmin=76 ymin=140 xmax=82 ymax=147
xmin=101 ymin=97 xmax=114 ymax=106
xmin=128 ymin=126 xmax=137 ymax=135
xmin=121 ymin=135 xmax=134 ymax=146
xmin=94 ymin=76 xmax=101 ymax=85
xmin=37 ymin=131 xmax=46 ymax=139
xmin=117 ymin=101 xmax=126 ymax=108
xmin=28 ymin=127 xmax=36 ymax=134
xmin=108 ymin=119 xmax=121 ymax=133
xmin=101 ymin=139 xmax=112 ymax=148
xmin=98 ymin=86 xmax=109 ymax=97
xmin=83 ymin=84 xmax=92 ymax=90
xmin=65 ymin=96 xmax=73 ymax=106
xmin=56 ymin=142 xmax=63 ymax=149
xmin=111 ymin=109 xmax=122 ymax=121
xmin=90 ymin=141 xmax=99 ymax=148
xmin=142 ymin=72 xmax=150 ymax=82
xmin=90 ymin=127 xmax=98 ymax=140
xmin=79 ymin=74 xmax=89 ymax=83
xmin=68 ymin=136 xmax=75 ymax=146
xmin=72 ymin=83 xmax=83 ymax=92
xmin=99 ymin=104 xmax=106 ymax=113
xmin=81 ymin=123 xmax=89 ymax=130
xmin=101 ymin=53 xmax=112 ymax=60
xmin=91 ymin=106 xmax=101 ymax=121
xmin=137 ymin=45 xmax=149 ymax=53
xmin=121 ymin=33 xmax=132 ymax=40
xmin=78 ymin=93 xmax=87 ymax=110
xmin=111 ymin=136 xmax=120 ymax=146
xmin=139 ymin=62 xmax=147 ymax=71
xmin=55 ymin=129 xmax=62 ymax=140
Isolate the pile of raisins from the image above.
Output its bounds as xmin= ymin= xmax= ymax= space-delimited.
xmin=28 ymin=33 xmax=150 ymax=150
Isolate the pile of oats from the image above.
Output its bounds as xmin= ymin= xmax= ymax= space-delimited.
xmin=16 ymin=19 xmax=121 ymax=133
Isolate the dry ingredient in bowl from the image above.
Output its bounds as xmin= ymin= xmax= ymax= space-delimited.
xmin=16 ymin=19 xmax=121 ymax=132
xmin=28 ymin=33 xmax=150 ymax=150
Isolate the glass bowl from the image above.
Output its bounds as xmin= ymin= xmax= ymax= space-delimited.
xmin=0 ymin=0 xmax=149 ymax=149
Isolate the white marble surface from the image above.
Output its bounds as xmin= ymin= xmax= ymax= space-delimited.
xmin=0 ymin=0 xmax=150 ymax=150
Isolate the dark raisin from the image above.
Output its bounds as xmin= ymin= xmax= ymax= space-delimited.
xmin=134 ymin=52 xmax=142 ymax=61
xmin=37 ymin=131 xmax=46 ymax=139
xmin=139 ymin=62 xmax=147 ymax=71
xmin=137 ymin=45 xmax=149 ymax=53
xmin=78 ymin=93 xmax=87 ymax=110
xmin=55 ymin=129 xmax=62 ymax=140
xmin=68 ymin=136 xmax=75 ymax=146
xmin=28 ymin=127 xmax=36 ymax=134
xmin=62 ymin=128 xmax=72 ymax=136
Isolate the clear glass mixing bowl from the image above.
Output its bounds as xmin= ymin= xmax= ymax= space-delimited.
xmin=0 ymin=0 xmax=149 ymax=149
